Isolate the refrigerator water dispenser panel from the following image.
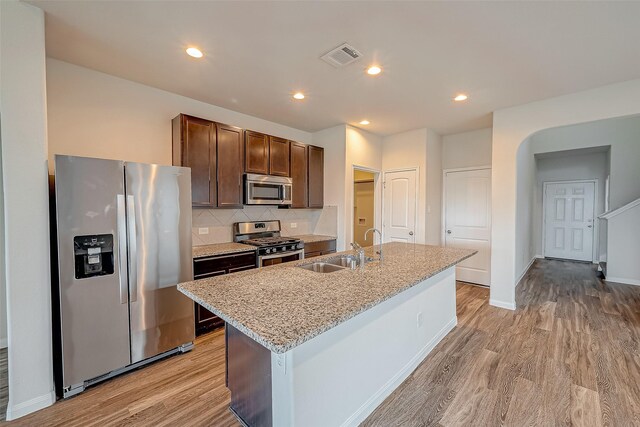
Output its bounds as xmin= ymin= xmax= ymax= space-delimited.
xmin=74 ymin=234 xmax=114 ymax=279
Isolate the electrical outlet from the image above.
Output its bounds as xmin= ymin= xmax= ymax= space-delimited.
xmin=290 ymin=222 xmax=298 ymax=229
xmin=417 ymin=312 xmax=423 ymax=328
xmin=198 ymin=227 xmax=209 ymax=235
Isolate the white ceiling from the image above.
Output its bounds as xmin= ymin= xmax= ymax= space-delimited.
xmin=29 ymin=1 xmax=640 ymax=136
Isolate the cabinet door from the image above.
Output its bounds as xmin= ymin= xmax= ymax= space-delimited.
xmin=173 ymin=114 xmax=216 ymax=207
xmin=217 ymin=124 xmax=244 ymax=208
xmin=269 ymin=136 xmax=290 ymax=177
xmin=308 ymin=145 xmax=324 ymax=208
xmin=245 ymin=130 xmax=269 ymax=175
xmin=290 ymin=141 xmax=308 ymax=208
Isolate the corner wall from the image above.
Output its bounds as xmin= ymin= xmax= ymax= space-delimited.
xmin=491 ymin=79 xmax=640 ymax=309
xmin=0 ymin=0 xmax=55 ymax=419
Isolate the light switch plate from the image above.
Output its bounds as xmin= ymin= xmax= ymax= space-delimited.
xmin=198 ymin=227 xmax=209 ymax=235
xmin=290 ymin=223 xmax=298 ymax=228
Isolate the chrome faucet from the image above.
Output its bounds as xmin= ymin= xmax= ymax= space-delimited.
xmin=350 ymin=242 xmax=365 ymax=267
xmin=364 ymin=228 xmax=383 ymax=261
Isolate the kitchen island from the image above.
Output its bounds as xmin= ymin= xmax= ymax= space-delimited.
xmin=178 ymin=242 xmax=475 ymax=427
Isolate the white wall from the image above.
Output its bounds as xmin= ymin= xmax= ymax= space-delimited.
xmin=514 ymin=138 xmax=535 ymax=285
xmin=426 ymin=130 xmax=443 ymax=245
xmin=382 ymin=129 xmax=428 ymax=244
xmin=46 ymin=59 xmax=312 ymax=171
xmin=607 ymin=205 xmax=640 ymax=285
xmin=0 ymin=122 xmax=5 ymax=350
xmin=533 ymin=150 xmax=610 ymax=261
xmin=0 ymin=1 xmax=56 ymax=419
xmin=345 ymin=126 xmax=383 ymax=248
xmin=442 ymin=127 xmax=492 ymax=170
xmin=491 ymin=79 xmax=640 ymax=309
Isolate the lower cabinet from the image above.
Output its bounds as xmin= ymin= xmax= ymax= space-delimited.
xmin=303 ymin=239 xmax=337 ymax=259
xmin=193 ymin=251 xmax=257 ymax=335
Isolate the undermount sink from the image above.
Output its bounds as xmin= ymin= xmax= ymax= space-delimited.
xmin=324 ymin=255 xmax=358 ymax=267
xmin=298 ymin=262 xmax=346 ymax=273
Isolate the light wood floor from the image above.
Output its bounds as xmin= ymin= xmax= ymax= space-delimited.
xmin=1 ymin=348 xmax=7 ymax=422
xmin=363 ymin=259 xmax=640 ymax=426
xmin=4 ymin=259 xmax=640 ymax=426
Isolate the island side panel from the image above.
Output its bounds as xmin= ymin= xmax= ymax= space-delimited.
xmin=227 ymin=324 xmax=273 ymax=426
xmin=270 ymin=268 xmax=457 ymax=427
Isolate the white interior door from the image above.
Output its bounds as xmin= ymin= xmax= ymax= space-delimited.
xmin=383 ymin=170 xmax=417 ymax=244
xmin=544 ymin=181 xmax=595 ymax=262
xmin=444 ymin=169 xmax=491 ymax=286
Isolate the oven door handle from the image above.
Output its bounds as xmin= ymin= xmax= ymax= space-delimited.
xmin=259 ymin=249 xmax=305 ymax=267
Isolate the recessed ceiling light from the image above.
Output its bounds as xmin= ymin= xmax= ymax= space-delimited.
xmin=454 ymin=94 xmax=468 ymax=102
xmin=293 ymin=92 xmax=305 ymax=100
xmin=359 ymin=120 xmax=370 ymax=125
xmin=186 ymin=47 xmax=203 ymax=58
xmin=367 ymin=66 xmax=382 ymax=76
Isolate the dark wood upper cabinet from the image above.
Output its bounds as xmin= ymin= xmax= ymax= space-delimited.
xmin=268 ymin=136 xmax=290 ymax=177
xmin=290 ymin=141 xmax=308 ymax=208
xmin=244 ymin=131 xmax=269 ymax=175
xmin=216 ymin=124 xmax=244 ymax=208
xmin=308 ymin=145 xmax=324 ymax=208
xmin=172 ymin=114 xmax=216 ymax=207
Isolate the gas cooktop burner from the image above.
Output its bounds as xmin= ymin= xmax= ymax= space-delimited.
xmin=243 ymin=236 xmax=300 ymax=247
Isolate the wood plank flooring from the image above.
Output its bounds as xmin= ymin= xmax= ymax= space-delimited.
xmin=3 ymin=258 xmax=640 ymax=426
xmin=363 ymin=259 xmax=640 ymax=426
xmin=0 ymin=348 xmax=7 ymax=422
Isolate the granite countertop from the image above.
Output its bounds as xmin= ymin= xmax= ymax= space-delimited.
xmin=192 ymin=242 xmax=256 ymax=258
xmin=179 ymin=242 xmax=475 ymax=353
xmin=292 ymin=234 xmax=337 ymax=243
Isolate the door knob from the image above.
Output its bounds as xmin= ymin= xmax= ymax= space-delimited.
xmin=587 ymin=225 xmax=593 ymax=228
xmin=447 ymin=230 xmax=452 ymax=234
xmin=409 ymin=231 xmax=414 ymax=236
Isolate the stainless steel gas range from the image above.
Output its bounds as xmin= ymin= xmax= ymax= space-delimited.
xmin=233 ymin=220 xmax=304 ymax=267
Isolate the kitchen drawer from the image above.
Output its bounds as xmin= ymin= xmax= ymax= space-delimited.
xmin=193 ymin=251 xmax=257 ymax=278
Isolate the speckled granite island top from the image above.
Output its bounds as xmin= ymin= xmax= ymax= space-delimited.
xmin=192 ymin=242 xmax=256 ymax=258
xmin=179 ymin=242 xmax=475 ymax=353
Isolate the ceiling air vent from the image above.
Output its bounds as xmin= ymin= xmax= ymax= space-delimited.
xmin=320 ymin=43 xmax=362 ymax=68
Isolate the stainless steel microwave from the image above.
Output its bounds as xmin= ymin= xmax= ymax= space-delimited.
xmin=244 ymin=173 xmax=292 ymax=205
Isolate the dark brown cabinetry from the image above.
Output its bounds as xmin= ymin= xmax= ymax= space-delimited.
xmin=269 ymin=136 xmax=290 ymax=177
xmin=216 ymin=124 xmax=244 ymax=208
xmin=172 ymin=114 xmax=216 ymax=207
xmin=290 ymin=141 xmax=308 ymax=208
xmin=304 ymin=239 xmax=336 ymax=259
xmin=308 ymin=145 xmax=324 ymax=208
xmin=193 ymin=251 xmax=256 ymax=335
xmin=244 ymin=131 xmax=269 ymax=175
xmin=172 ymin=114 xmax=243 ymax=208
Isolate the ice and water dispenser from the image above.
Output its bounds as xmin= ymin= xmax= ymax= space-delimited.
xmin=73 ymin=234 xmax=115 ymax=279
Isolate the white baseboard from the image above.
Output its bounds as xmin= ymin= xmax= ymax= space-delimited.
xmin=606 ymin=277 xmax=640 ymax=286
xmin=5 ymin=390 xmax=56 ymax=421
xmin=342 ymin=316 xmax=458 ymax=427
xmin=516 ymin=256 xmax=537 ymax=287
xmin=535 ymin=254 xmax=544 ymax=259
xmin=0 ymin=338 xmax=7 ymax=349
xmin=489 ymin=298 xmax=516 ymax=311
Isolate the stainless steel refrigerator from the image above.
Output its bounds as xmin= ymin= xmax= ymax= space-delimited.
xmin=51 ymin=155 xmax=195 ymax=398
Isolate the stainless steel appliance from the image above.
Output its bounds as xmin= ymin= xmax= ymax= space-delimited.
xmin=233 ymin=220 xmax=304 ymax=267
xmin=244 ymin=173 xmax=292 ymax=205
xmin=51 ymin=155 xmax=195 ymax=398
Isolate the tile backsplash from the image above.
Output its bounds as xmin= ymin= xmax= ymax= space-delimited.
xmin=192 ymin=205 xmax=337 ymax=246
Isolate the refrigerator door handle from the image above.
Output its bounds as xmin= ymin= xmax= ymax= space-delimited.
xmin=116 ymin=194 xmax=128 ymax=304
xmin=127 ymin=194 xmax=138 ymax=303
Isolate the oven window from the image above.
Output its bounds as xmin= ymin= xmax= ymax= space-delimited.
xmin=261 ymin=253 xmax=301 ymax=267
xmin=251 ymin=183 xmax=281 ymax=200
